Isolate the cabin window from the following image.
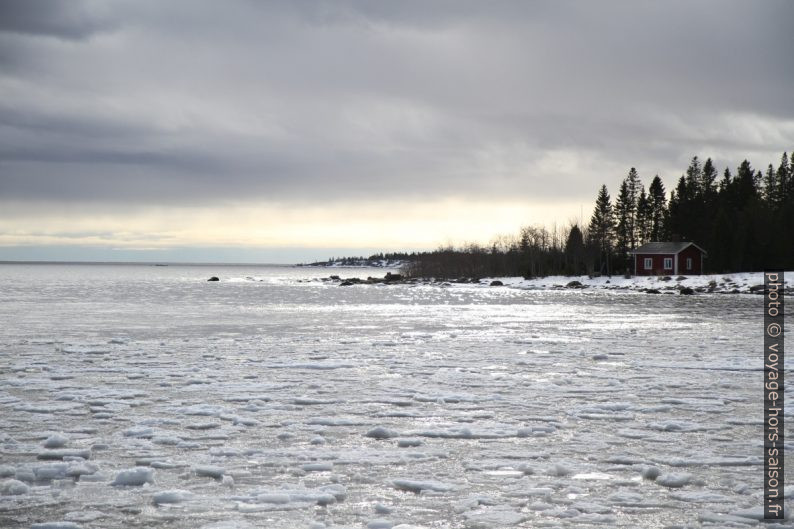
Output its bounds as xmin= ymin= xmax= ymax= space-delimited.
xmin=663 ymin=257 xmax=673 ymax=270
xmin=686 ymin=257 xmax=692 ymax=270
xmin=644 ymin=258 xmax=652 ymax=270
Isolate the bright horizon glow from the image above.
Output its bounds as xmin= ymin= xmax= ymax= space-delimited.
xmin=0 ymin=198 xmax=585 ymax=263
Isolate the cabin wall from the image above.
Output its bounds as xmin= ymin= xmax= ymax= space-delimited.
xmin=634 ymin=253 xmax=675 ymax=276
xmin=678 ymin=245 xmax=704 ymax=275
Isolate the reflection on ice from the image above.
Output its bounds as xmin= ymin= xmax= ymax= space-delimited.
xmin=0 ymin=264 xmax=787 ymax=528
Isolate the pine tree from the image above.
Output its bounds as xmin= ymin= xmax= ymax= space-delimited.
xmin=692 ymin=157 xmax=719 ymax=251
xmin=702 ymin=158 xmax=718 ymax=197
xmin=717 ymin=160 xmax=760 ymax=271
xmin=789 ymin=150 xmax=794 ymax=198
xmin=719 ymin=168 xmax=731 ymax=193
xmin=763 ymin=164 xmax=779 ymax=207
xmin=735 ymin=160 xmax=758 ymax=207
xmin=636 ymin=186 xmax=651 ymax=245
xmin=665 ymin=175 xmax=688 ymax=240
xmin=685 ymin=156 xmax=702 ymax=197
xmin=648 ymin=175 xmax=666 ymax=241
xmin=783 ymin=152 xmax=794 ymax=266
xmin=776 ymin=152 xmax=790 ymax=203
xmin=624 ymin=168 xmax=640 ymax=249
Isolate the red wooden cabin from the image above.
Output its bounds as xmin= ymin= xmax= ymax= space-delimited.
xmin=631 ymin=242 xmax=707 ymax=276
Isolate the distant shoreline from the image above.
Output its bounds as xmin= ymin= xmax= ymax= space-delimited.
xmin=0 ymin=260 xmax=305 ymax=267
xmin=297 ymin=258 xmax=408 ymax=268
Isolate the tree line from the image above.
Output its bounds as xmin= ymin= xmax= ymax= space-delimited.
xmin=403 ymin=151 xmax=793 ymax=279
xmin=306 ymin=252 xmax=419 ymax=266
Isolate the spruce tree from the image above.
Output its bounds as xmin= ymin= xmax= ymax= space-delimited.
xmin=587 ymin=184 xmax=615 ymax=275
xmin=636 ymin=186 xmax=651 ymax=245
xmin=685 ymin=156 xmax=702 ymax=197
xmin=719 ymin=167 xmax=732 ymax=193
xmin=763 ymin=164 xmax=779 ymax=207
xmin=624 ymin=168 xmax=640 ymax=249
xmin=666 ymin=176 xmax=688 ymax=240
xmin=776 ymin=152 xmax=790 ymax=202
xmin=614 ymin=179 xmax=633 ymax=271
xmin=735 ymin=160 xmax=758 ymax=206
xmin=702 ymin=158 xmax=718 ymax=197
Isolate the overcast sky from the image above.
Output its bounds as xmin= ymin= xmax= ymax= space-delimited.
xmin=1 ymin=0 xmax=792 ymax=262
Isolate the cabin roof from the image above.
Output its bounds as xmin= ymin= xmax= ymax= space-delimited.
xmin=631 ymin=241 xmax=707 ymax=256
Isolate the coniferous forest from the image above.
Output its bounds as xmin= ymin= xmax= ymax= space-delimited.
xmin=404 ymin=152 xmax=794 ymax=279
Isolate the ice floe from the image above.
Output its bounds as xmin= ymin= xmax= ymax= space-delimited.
xmin=0 ymin=264 xmax=781 ymax=528
xmin=111 ymin=467 xmax=154 ymax=486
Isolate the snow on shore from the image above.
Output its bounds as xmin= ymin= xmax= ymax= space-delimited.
xmin=477 ymin=271 xmax=790 ymax=294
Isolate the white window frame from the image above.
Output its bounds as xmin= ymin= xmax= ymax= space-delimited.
xmin=663 ymin=257 xmax=673 ymax=270
xmin=644 ymin=258 xmax=652 ymax=270
xmin=686 ymin=257 xmax=692 ymax=270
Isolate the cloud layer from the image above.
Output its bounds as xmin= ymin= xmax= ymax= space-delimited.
xmin=1 ymin=0 xmax=793 ymax=258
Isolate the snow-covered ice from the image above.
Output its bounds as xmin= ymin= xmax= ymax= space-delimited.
xmin=152 ymin=489 xmax=193 ymax=504
xmin=194 ymin=465 xmax=225 ymax=479
xmin=42 ymin=433 xmax=69 ymax=449
xmin=0 ymin=263 xmax=790 ymax=528
xmin=111 ymin=467 xmax=154 ymax=486
xmin=0 ymin=480 xmax=29 ymax=496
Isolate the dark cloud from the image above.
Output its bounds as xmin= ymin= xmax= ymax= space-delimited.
xmin=0 ymin=0 xmax=115 ymax=40
xmin=0 ymin=0 xmax=793 ymax=207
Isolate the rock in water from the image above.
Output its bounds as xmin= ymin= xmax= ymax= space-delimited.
xmin=207 ymin=276 xmax=220 ymax=282
xmin=490 ymin=280 xmax=504 ymax=286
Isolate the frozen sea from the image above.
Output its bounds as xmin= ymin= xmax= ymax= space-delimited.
xmin=0 ymin=263 xmax=789 ymax=528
